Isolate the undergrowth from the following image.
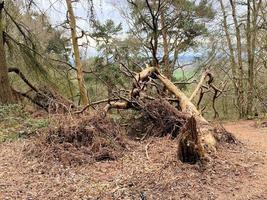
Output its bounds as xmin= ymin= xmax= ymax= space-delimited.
xmin=0 ymin=104 xmax=49 ymax=142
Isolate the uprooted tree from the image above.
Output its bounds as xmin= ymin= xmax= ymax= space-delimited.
xmin=0 ymin=0 xmax=237 ymax=165
xmin=19 ymin=62 xmax=231 ymax=164
xmin=102 ymin=65 xmax=232 ymax=164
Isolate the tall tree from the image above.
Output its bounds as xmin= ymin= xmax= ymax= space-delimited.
xmin=229 ymin=0 xmax=245 ymax=118
xmin=66 ymin=0 xmax=89 ymax=106
xmin=0 ymin=1 xmax=13 ymax=104
xmin=219 ymin=0 xmax=264 ymax=117
xmin=246 ymin=0 xmax=262 ymax=116
xmin=125 ymin=0 xmax=214 ymax=78
xmin=160 ymin=9 xmax=170 ymax=78
xmin=219 ymin=0 xmax=240 ymax=115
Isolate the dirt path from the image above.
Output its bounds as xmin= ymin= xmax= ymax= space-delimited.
xmin=224 ymin=120 xmax=267 ymax=200
xmin=0 ymin=120 xmax=266 ymax=199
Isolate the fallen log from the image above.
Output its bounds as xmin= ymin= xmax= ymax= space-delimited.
xmin=8 ymin=67 xmax=74 ymax=113
xmin=106 ymin=65 xmax=220 ymax=164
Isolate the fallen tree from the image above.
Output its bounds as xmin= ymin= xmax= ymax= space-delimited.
xmin=13 ymin=63 xmax=233 ymax=165
xmin=104 ymin=65 xmax=233 ymax=164
xmin=8 ymin=67 xmax=74 ymax=113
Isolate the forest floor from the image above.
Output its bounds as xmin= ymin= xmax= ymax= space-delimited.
xmin=0 ymin=119 xmax=266 ymax=199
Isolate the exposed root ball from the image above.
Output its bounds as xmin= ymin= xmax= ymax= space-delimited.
xmin=128 ymin=99 xmax=189 ymax=139
xmin=25 ymin=114 xmax=127 ymax=166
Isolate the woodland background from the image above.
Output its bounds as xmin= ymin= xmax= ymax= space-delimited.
xmin=0 ymin=0 xmax=266 ymax=120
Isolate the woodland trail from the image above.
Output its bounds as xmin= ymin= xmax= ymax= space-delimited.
xmin=223 ymin=120 xmax=267 ymax=200
xmin=0 ymin=120 xmax=266 ymax=199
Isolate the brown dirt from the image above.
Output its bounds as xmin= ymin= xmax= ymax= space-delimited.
xmin=0 ymin=120 xmax=266 ymax=199
xmin=223 ymin=120 xmax=267 ymax=199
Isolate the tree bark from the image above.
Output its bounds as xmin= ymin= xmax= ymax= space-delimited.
xmin=246 ymin=0 xmax=253 ymax=116
xmin=66 ymin=0 xmax=89 ymax=106
xmin=177 ymin=116 xmax=206 ymax=164
xmin=219 ymin=0 xmax=239 ymax=107
xmin=106 ymin=66 xmax=218 ymax=163
xmin=229 ymin=0 xmax=245 ymax=118
xmin=160 ymin=10 xmax=171 ymax=79
xmin=247 ymin=0 xmax=261 ymax=116
xmin=0 ymin=1 xmax=14 ymax=104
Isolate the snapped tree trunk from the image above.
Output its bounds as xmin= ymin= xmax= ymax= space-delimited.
xmin=155 ymin=72 xmax=217 ymax=163
xmin=106 ymin=66 xmax=217 ymax=164
xmin=66 ymin=0 xmax=89 ymax=106
xmin=0 ymin=1 xmax=13 ymax=104
xmin=177 ymin=116 xmax=206 ymax=164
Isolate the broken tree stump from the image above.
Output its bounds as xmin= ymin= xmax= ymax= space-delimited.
xmin=106 ymin=65 xmax=221 ymax=164
xmin=177 ymin=117 xmax=205 ymax=164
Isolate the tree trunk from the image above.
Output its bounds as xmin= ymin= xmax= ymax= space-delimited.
xmin=247 ymin=0 xmax=261 ymax=116
xmin=229 ymin=0 xmax=245 ymax=118
xmin=177 ymin=116 xmax=206 ymax=164
xmin=156 ymin=72 xmax=217 ymax=163
xmin=156 ymin=72 xmax=206 ymax=122
xmin=0 ymin=1 xmax=13 ymax=104
xmin=160 ymin=10 xmax=171 ymax=79
xmin=106 ymin=66 xmax=217 ymax=163
xmin=246 ymin=0 xmax=253 ymax=116
xmin=219 ymin=0 xmax=239 ymax=110
xmin=66 ymin=0 xmax=89 ymax=106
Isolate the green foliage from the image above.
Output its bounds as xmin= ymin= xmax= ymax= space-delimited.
xmin=91 ymin=19 xmax=122 ymax=56
xmin=0 ymin=104 xmax=49 ymax=142
xmin=94 ymin=57 xmax=122 ymax=82
xmin=92 ymin=19 xmax=122 ymax=41
xmin=0 ymin=1 xmax=77 ymax=102
xmin=18 ymin=45 xmax=49 ymax=79
xmin=173 ymin=68 xmax=195 ymax=80
xmin=46 ymin=30 xmax=70 ymax=60
xmin=83 ymin=56 xmax=128 ymax=101
xmin=85 ymin=19 xmax=129 ymax=99
xmin=195 ymin=0 xmax=215 ymax=19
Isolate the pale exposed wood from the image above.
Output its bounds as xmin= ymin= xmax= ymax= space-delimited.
xmin=189 ymin=72 xmax=208 ymax=101
xmin=113 ymin=66 xmax=208 ymax=122
xmin=104 ymin=101 xmax=129 ymax=112
xmin=156 ymin=73 xmax=207 ymax=123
